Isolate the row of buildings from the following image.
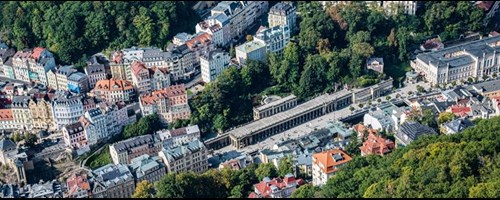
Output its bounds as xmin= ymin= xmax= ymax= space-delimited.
xmin=61 ymin=124 xmax=208 ymax=198
xmin=319 ymin=1 xmax=422 ymax=15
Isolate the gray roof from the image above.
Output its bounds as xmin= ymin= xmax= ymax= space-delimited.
xmin=128 ymin=154 xmax=164 ymax=179
xmin=84 ymin=64 xmax=105 ymax=75
xmin=416 ymin=35 xmax=500 ymax=69
xmin=396 ymin=121 xmax=438 ymax=145
xmin=11 ymin=96 xmax=30 ymax=108
xmin=67 ymin=72 xmax=87 ymax=82
xmin=112 ymin=135 xmax=157 ymax=154
xmin=254 ymin=25 xmax=289 ymax=44
xmin=204 ymin=49 xmax=229 ymax=61
xmin=161 ymin=139 xmax=205 ymax=162
xmin=469 ymin=78 xmax=500 ymax=94
xmin=443 ymin=87 xmax=473 ymax=100
xmin=87 ymin=108 xmax=103 ymax=118
xmin=207 ymin=13 xmax=229 ymax=25
xmin=92 ymin=164 xmax=133 ymax=188
xmin=270 ymin=2 xmax=295 ymax=14
xmin=0 ymin=138 xmax=16 ymax=151
xmin=64 ymin=122 xmax=84 ymax=135
xmin=443 ymin=118 xmax=474 ymax=134
xmin=229 ymin=90 xmax=352 ymax=139
xmin=56 ymin=65 xmax=77 ymax=76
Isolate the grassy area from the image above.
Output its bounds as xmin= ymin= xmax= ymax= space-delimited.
xmin=385 ymin=60 xmax=412 ymax=88
xmin=87 ymin=145 xmax=112 ymax=170
xmin=187 ymin=89 xmax=193 ymax=96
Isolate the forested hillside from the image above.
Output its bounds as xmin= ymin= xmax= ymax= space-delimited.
xmin=0 ymin=1 xmax=199 ymax=65
xmin=293 ymin=116 xmax=500 ymax=198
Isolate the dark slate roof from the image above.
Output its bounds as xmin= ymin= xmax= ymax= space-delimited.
xmin=11 ymin=96 xmax=30 ymax=108
xmin=64 ymin=122 xmax=84 ymax=135
xmin=416 ymin=35 xmax=500 ymax=69
xmin=0 ymin=138 xmax=16 ymax=151
xmin=112 ymin=135 xmax=156 ymax=153
xmin=444 ymin=118 xmax=474 ymax=133
xmin=396 ymin=121 xmax=438 ymax=145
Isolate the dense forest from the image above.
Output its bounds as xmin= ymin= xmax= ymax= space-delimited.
xmin=190 ymin=1 xmax=491 ymax=134
xmin=0 ymin=1 xmax=199 ymax=67
xmin=148 ymin=116 xmax=500 ymax=198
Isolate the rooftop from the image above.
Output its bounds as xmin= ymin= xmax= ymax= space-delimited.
xmin=161 ymin=139 xmax=205 ymax=162
xmin=416 ymin=35 xmax=500 ymax=69
xmin=254 ymin=94 xmax=297 ymax=112
xmin=396 ymin=121 xmax=438 ymax=145
xmin=312 ymin=149 xmax=352 ymax=174
xmin=92 ymin=164 xmax=134 ymax=188
xmin=229 ymin=90 xmax=352 ymax=139
xmin=235 ymin=40 xmax=266 ymax=54
xmin=111 ymin=135 xmax=157 ymax=154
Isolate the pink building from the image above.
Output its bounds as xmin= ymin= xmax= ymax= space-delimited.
xmin=62 ymin=122 xmax=87 ymax=149
xmin=249 ymin=174 xmax=304 ymax=198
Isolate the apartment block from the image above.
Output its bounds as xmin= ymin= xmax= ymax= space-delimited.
xmin=109 ymin=134 xmax=162 ymax=165
xmin=312 ymin=149 xmax=352 ymax=186
xmin=139 ymin=84 xmax=191 ymax=124
xmin=200 ymin=49 xmax=230 ymax=83
xmin=159 ymin=139 xmax=208 ymax=174
xmin=268 ymin=2 xmax=297 ymax=33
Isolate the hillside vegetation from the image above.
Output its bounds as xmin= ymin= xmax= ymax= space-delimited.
xmin=294 ymin=116 xmax=500 ymax=198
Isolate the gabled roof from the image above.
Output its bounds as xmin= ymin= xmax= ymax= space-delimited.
xmin=0 ymin=109 xmax=13 ymax=121
xmin=312 ymin=149 xmax=352 ymax=174
xmin=0 ymin=138 xmax=16 ymax=151
xmin=443 ymin=118 xmax=474 ymax=134
xmin=396 ymin=121 xmax=438 ymax=145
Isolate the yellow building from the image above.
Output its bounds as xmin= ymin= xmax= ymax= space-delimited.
xmin=29 ymin=94 xmax=56 ymax=131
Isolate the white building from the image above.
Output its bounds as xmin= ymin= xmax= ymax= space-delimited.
xmin=254 ymin=25 xmax=291 ymax=56
xmin=382 ymin=1 xmax=420 ymax=15
xmin=80 ymin=108 xmax=109 ymax=146
xmin=156 ymin=124 xmax=201 ymax=148
xmin=97 ymin=102 xmax=130 ymax=137
xmin=56 ymin=65 xmax=77 ymax=91
xmin=210 ymin=1 xmax=269 ymax=43
xmin=52 ymin=94 xmax=84 ymax=129
xmin=268 ymin=2 xmax=297 ymax=33
xmin=196 ymin=14 xmax=231 ymax=47
xmin=158 ymin=139 xmax=208 ymax=174
xmin=236 ymin=40 xmax=267 ymax=65
xmin=201 ymin=49 xmax=230 ymax=83
xmin=411 ymin=35 xmax=500 ymax=85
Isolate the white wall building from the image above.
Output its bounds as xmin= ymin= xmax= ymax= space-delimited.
xmin=201 ymin=49 xmax=230 ymax=83
xmin=268 ymin=2 xmax=297 ymax=33
xmin=236 ymin=40 xmax=267 ymax=65
xmin=80 ymin=108 xmax=109 ymax=146
xmin=52 ymin=95 xmax=84 ymax=129
xmin=254 ymin=25 xmax=291 ymax=56
xmin=156 ymin=124 xmax=201 ymax=148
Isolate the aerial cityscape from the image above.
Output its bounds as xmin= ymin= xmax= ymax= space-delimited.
xmin=0 ymin=1 xmax=499 ymax=198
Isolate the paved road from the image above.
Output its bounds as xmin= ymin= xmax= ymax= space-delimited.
xmin=212 ymin=81 xmax=432 ymax=155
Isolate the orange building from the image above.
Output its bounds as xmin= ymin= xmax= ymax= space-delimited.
xmin=90 ymin=78 xmax=135 ymax=103
xmin=312 ymin=149 xmax=352 ymax=186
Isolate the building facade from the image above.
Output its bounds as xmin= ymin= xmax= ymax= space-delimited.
xmin=159 ymin=139 xmax=208 ymax=174
xmin=235 ymin=40 xmax=267 ymax=65
xmin=52 ymin=95 xmax=84 ymax=129
xmin=411 ymin=35 xmax=500 ymax=85
xmin=200 ymin=49 xmax=230 ymax=83
xmin=268 ymin=2 xmax=297 ymax=33
xmin=80 ymin=108 xmax=109 ymax=146
xmin=127 ymin=154 xmax=166 ymax=184
xmin=254 ymin=25 xmax=291 ymax=56
xmin=312 ymin=149 xmax=352 ymax=186
xmin=91 ymin=164 xmax=135 ymax=198
xmin=62 ymin=122 xmax=87 ymax=149
xmin=156 ymin=124 xmax=201 ymax=148
xmin=91 ymin=79 xmax=135 ymax=104
xmin=109 ymin=134 xmax=162 ymax=165
xmin=139 ymin=84 xmax=191 ymax=124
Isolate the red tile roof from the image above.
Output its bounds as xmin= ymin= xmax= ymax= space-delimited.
xmin=131 ymin=61 xmax=147 ymax=76
xmin=186 ymin=33 xmax=212 ymax=50
xmin=359 ymin=133 xmax=395 ymax=156
xmin=0 ymin=109 xmax=13 ymax=121
xmin=312 ymin=149 xmax=352 ymax=174
xmin=140 ymin=84 xmax=187 ymax=106
xmin=251 ymin=175 xmax=304 ymax=198
xmin=93 ymin=78 xmax=134 ymax=92
xmin=31 ymin=47 xmax=45 ymax=60
xmin=490 ymin=31 xmax=500 ymax=37
xmin=450 ymin=105 xmax=471 ymax=118
xmin=66 ymin=173 xmax=91 ymax=197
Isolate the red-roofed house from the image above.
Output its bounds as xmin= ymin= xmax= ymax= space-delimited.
xmin=312 ymin=149 xmax=352 ymax=186
xmin=66 ymin=172 xmax=92 ymax=198
xmin=353 ymin=124 xmax=377 ymax=141
xmin=0 ymin=109 xmax=14 ymax=130
xmin=249 ymin=174 xmax=304 ymax=198
xmin=448 ymin=105 xmax=472 ymax=118
xmin=359 ymin=133 xmax=395 ymax=156
xmin=185 ymin=32 xmax=215 ymax=63
xmin=139 ymin=84 xmax=191 ymax=123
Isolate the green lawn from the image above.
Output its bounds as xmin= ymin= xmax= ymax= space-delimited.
xmin=187 ymin=89 xmax=193 ymax=96
xmin=87 ymin=145 xmax=112 ymax=169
